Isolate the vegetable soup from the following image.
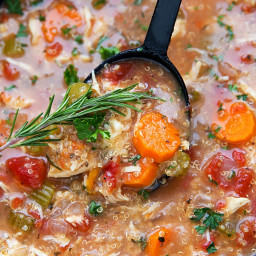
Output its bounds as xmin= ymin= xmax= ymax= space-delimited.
xmin=0 ymin=0 xmax=256 ymax=256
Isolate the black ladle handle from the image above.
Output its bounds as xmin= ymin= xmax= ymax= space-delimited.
xmin=143 ymin=0 xmax=182 ymax=56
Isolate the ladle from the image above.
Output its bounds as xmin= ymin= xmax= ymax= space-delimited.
xmin=85 ymin=0 xmax=190 ymax=109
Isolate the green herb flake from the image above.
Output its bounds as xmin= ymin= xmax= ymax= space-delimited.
xmin=228 ymin=170 xmax=236 ymax=179
xmin=194 ymin=6 xmax=199 ymax=10
xmin=61 ymin=27 xmax=72 ymax=35
xmin=71 ymin=47 xmax=78 ymax=56
xmin=217 ymin=103 xmax=223 ymax=112
xmin=4 ymin=85 xmax=16 ymax=91
xmin=31 ymin=75 xmax=38 ymax=85
xmin=141 ymin=25 xmax=148 ymax=32
xmin=227 ymin=2 xmax=235 ymax=11
xmin=222 ymin=146 xmax=229 ymax=150
xmin=39 ymin=14 xmax=45 ymax=21
xmin=16 ymin=23 xmax=28 ymax=38
xmin=208 ymin=177 xmax=218 ymax=186
xmin=207 ymin=242 xmax=217 ymax=254
xmin=214 ymin=126 xmax=222 ymax=133
xmin=170 ymin=97 xmax=173 ymax=103
xmin=131 ymin=237 xmax=147 ymax=250
xmin=244 ymin=210 xmax=247 ymax=215
xmin=93 ymin=0 xmax=106 ymax=7
xmin=73 ymin=113 xmax=110 ymax=142
xmin=138 ymin=189 xmax=149 ymax=200
xmin=133 ymin=0 xmax=143 ymax=5
xmin=226 ymin=25 xmax=234 ymax=41
xmin=98 ymin=46 xmax=120 ymax=60
xmin=186 ymin=43 xmax=192 ymax=49
xmin=195 ymin=225 xmax=207 ymax=234
xmin=209 ymin=54 xmax=223 ymax=62
xmin=75 ymin=35 xmax=83 ymax=44
xmin=228 ymin=84 xmax=238 ymax=92
xmin=96 ymin=36 xmax=109 ymax=50
xmin=208 ymin=133 xmax=216 ymax=140
xmin=89 ymin=200 xmax=104 ymax=216
xmin=129 ymin=154 xmax=141 ymax=166
xmin=217 ymin=15 xmax=225 ymax=27
xmin=237 ymin=94 xmax=247 ymax=101
xmin=30 ymin=0 xmax=43 ymax=6
xmin=63 ymin=64 xmax=79 ymax=86
xmin=5 ymin=0 xmax=23 ymax=15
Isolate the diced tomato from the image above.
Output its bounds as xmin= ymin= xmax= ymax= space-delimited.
xmin=66 ymin=215 xmax=91 ymax=233
xmin=10 ymin=196 xmax=24 ymax=210
xmin=0 ymin=119 xmax=10 ymax=146
xmin=102 ymin=160 xmax=120 ymax=191
xmin=6 ymin=156 xmax=48 ymax=189
xmin=240 ymin=54 xmax=255 ymax=64
xmin=102 ymin=63 xmax=133 ymax=84
xmin=0 ymin=13 xmax=9 ymax=23
xmin=232 ymin=150 xmax=246 ymax=167
xmin=1 ymin=60 xmax=20 ymax=81
xmin=28 ymin=208 xmax=43 ymax=228
xmin=216 ymin=199 xmax=226 ymax=210
xmin=241 ymin=3 xmax=255 ymax=13
xmin=236 ymin=217 xmax=256 ymax=246
xmin=45 ymin=42 xmax=63 ymax=60
xmin=204 ymin=152 xmax=253 ymax=196
xmin=200 ymin=233 xmax=216 ymax=251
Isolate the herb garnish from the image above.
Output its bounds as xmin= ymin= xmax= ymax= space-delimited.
xmin=73 ymin=113 xmax=110 ymax=142
xmin=138 ymin=189 xmax=149 ymax=200
xmin=64 ymin=64 xmax=79 ymax=86
xmin=0 ymin=83 xmax=158 ymax=152
xmin=208 ymin=133 xmax=216 ymax=139
xmin=133 ymin=0 xmax=143 ymax=5
xmin=208 ymin=176 xmax=218 ymax=186
xmin=89 ymin=200 xmax=104 ymax=216
xmin=227 ymin=2 xmax=235 ymax=11
xmin=30 ymin=0 xmax=43 ymax=6
xmin=209 ymin=54 xmax=223 ymax=62
xmin=98 ymin=46 xmax=120 ymax=60
xmin=16 ymin=24 xmax=28 ymax=38
xmin=217 ymin=103 xmax=223 ymax=112
xmin=129 ymin=154 xmax=141 ymax=165
xmin=207 ymin=242 xmax=217 ymax=254
xmin=228 ymin=84 xmax=238 ymax=92
xmin=31 ymin=75 xmax=38 ymax=85
xmin=61 ymin=26 xmax=73 ymax=35
xmin=39 ymin=14 xmax=45 ymax=21
xmin=191 ymin=207 xmax=224 ymax=233
xmin=75 ymin=35 xmax=83 ymax=44
xmin=237 ymin=94 xmax=247 ymax=101
xmin=92 ymin=0 xmax=106 ymax=7
xmin=217 ymin=15 xmax=234 ymax=41
xmin=4 ymin=85 xmax=16 ymax=91
xmin=46 ymin=154 xmax=62 ymax=171
xmin=5 ymin=0 xmax=23 ymax=15
xmin=131 ymin=237 xmax=147 ymax=250
xmin=214 ymin=126 xmax=222 ymax=133
xmin=228 ymin=170 xmax=236 ymax=179
xmin=72 ymin=47 xmax=78 ymax=56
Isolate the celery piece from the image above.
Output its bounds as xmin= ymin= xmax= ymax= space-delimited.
xmin=9 ymin=211 xmax=34 ymax=232
xmin=3 ymin=35 xmax=25 ymax=58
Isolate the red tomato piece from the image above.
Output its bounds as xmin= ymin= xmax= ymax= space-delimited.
xmin=236 ymin=217 xmax=256 ymax=247
xmin=6 ymin=156 xmax=48 ymax=189
xmin=102 ymin=160 xmax=120 ymax=191
xmin=232 ymin=150 xmax=246 ymax=167
xmin=102 ymin=63 xmax=133 ymax=84
xmin=1 ymin=60 xmax=20 ymax=81
xmin=240 ymin=54 xmax=255 ymax=64
xmin=204 ymin=152 xmax=253 ymax=196
xmin=200 ymin=233 xmax=216 ymax=251
xmin=216 ymin=199 xmax=226 ymax=210
xmin=45 ymin=42 xmax=63 ymax=60
xmin=10 ymin=196 xmax=24 ymax=210
xmin=66 ymin=215 xmax=91 ymax=233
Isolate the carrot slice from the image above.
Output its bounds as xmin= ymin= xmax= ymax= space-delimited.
xmin=145 ymin=227 xmax=172 ymax=256
xmin=133 ymin=112 xmax=180 ymax=163
xmin=123 ymin=159 xmax=158 ymax=188
xmin=86 ymin=168 xmax=100 ymax=193
xmin=213 ymin=102 xmax=255 ymax=143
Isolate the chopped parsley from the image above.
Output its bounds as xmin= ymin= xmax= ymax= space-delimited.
xmin=4 ymin=85 xmax=16 ymax=91
xmin=208 ymin=176 xmax=218 ymax=186
xmin=237 ymin=94 xmax=247 ymax=101
xmin=191 ymin=207 xmax=224 ymax=233
xmin=63 ymin=64 xmax=79 ymax=86
xmin=73 ymin=113 xmax=111 ymax=142
xmin=61 ymin=26 xmax=72 ymax=35
xmin=227 ymin=2 xmax=235 ymax=11
xmin=138 ymin=189 xmax=149 ymax=200
xmin=98 ymin=46 xmax=120 ymax=60
xmin=39 ymin=14 xmax=45 ymax=21
xmin=5 ymin=0 xmax=23 ymax=15
xmin=30 ymin=0 xmax=43 ymax=6
xmin=89 ymin=200 xmax=104 ymax=216
xmin=217 ymin=103 xmax=223 ymax=112
xmin=131 ymin=237 xmax=147 ymax=250
xmin=186 ymin=43 xmax=192 ymax=49
xmin=214 ymin=126 xmax=222 ymax=133
xmin=141 ymin=25 xmax=148 ymax=32
xmin=222 ymin=146 xmax=229 ymax=150
xmin=31 ymin=75 xmax=38 ymax=85
xmin=129 ymin=154 xmax=141 ymax=165
xmin=92 ymin=0 xmax=106 ymax=7
xmin=170 ymin=97 xmax=173 ymax=103
xmin=208 ymin=132 xmax=216 ymax=139
xmin=71 ymin=47 xmax=78 ymax=56
xmin=228 ymin=170 xmax=236 ymax=179
xmin=207 ymin=242 xmax=217 ymax=254
xmin=133 ymin=0 xmax=143 ymax=5
xmin=209 ymin=54 xmax=223 ymax=62
xmin=75 ymin=35 xmax=83 ymax=44
xmin=16 ymin=23 xmax=28 ymax=37
xmin=217 ymin=15 xmax=234 ymax=41
xmin=228 ymin=84 xmax=238 ymax=92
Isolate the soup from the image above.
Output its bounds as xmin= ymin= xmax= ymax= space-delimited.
xmin=0 ymin=0 xmax=256 ymax=256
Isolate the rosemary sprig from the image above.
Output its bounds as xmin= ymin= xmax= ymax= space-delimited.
xmin=0 ymin=83 xmax=159 ymax=152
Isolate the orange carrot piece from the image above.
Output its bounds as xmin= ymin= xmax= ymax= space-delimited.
xmin=145 ymin=227 xmax=172 ymax=256
xmin=213 ymin=102 xmax=255 ymax=143
xmin=86 ymin=168 xmax=100 ymax=193
xmin=133 ymin=112 xmax=180 ymax=163
xmin=123 ymin=159 xmax=158 ymax=188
